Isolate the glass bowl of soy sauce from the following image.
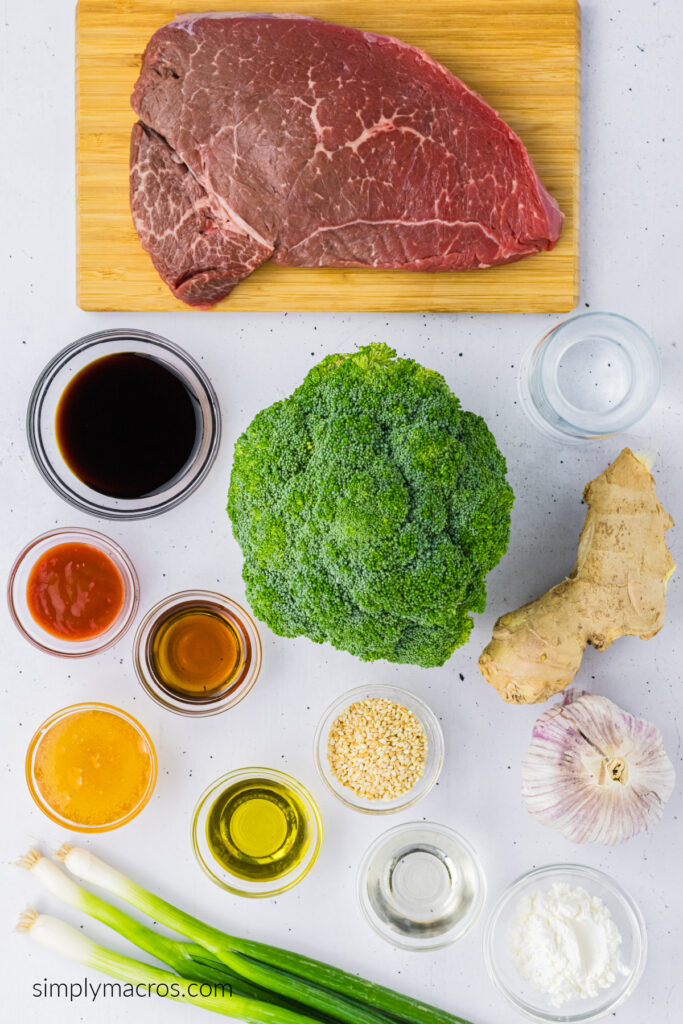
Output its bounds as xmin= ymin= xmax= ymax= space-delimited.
xmin=27 ymin=330 xmax=221 ymax=519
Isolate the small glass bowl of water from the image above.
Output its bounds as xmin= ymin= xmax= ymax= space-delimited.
xmin=519 ymin=312 xmax=661 ymax=443
xmin=357 ymin=822 xmax=486 ymax=950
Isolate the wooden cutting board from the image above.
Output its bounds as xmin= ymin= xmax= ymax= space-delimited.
xmin=76 ymin=0 xmax=580 ymax=312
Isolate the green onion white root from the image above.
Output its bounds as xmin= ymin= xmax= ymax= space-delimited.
xmin=15 ymin=845 xmax=475 ymax=1024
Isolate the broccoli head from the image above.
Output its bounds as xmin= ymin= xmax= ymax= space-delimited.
xmin=227 ymin=343 xmax=513 ymax=668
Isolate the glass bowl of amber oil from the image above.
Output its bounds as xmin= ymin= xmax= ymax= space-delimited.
xmin=134 ymin=590 xmax=262 ymax=717
xmin=192 ymin=768 xmax=323 ymax=897
xmin=27 ymin=329 xmax=221 ymax=519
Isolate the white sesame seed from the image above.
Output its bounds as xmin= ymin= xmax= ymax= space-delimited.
xmin=327 ymin=697 xmax=427 ymax=800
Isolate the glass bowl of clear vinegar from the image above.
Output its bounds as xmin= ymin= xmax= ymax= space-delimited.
xmin=357 ymin=821 xmax=486 ymax=950
xmin=519 ymin=312 xmax=661 ymax=443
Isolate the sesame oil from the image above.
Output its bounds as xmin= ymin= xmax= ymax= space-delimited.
xmin=149 ymin=604 xmax=246 ymax=701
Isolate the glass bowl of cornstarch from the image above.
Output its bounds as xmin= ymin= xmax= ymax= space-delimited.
xmin=483 ymin=864 xmax=646 ymax=1022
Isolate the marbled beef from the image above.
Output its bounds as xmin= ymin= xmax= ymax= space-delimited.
xmin=130 ymin=13 xmax=563 ymax=307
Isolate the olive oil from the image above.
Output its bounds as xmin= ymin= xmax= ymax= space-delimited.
xmin=150 ymin=605 xmax=245 ymax=700
xmin=206 ymin=777 xmax=310 ymax=881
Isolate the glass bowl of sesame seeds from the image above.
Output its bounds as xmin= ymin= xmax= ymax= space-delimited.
xmin=313 ymin=684 xmax=444 ymax=814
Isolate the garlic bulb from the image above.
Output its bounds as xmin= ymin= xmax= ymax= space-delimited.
xmin=522 ymin=689 xmax=675 ymax=844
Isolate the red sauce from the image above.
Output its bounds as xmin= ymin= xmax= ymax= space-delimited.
xmin=26 ymin=543 xmax=125 ymax=641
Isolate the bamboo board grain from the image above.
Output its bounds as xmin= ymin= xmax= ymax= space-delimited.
xmin=76 ymin=0 xmax=580 ymax=312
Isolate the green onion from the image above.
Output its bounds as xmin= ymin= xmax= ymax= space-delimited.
xmin=16 ymin=911 xmax=319 ymax=1024
xmin=16 ymin=851 xmax=221 ymax=987
xmin=58 ymin=844 xmax=474 ymax=1024
xmin=17 ymin=850 xmax=330 ymax=1020
xmin=56 ymin=845 xmax=390 ymax=1024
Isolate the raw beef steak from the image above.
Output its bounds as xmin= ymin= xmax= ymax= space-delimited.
xmin=130 ymin=13 xmax=563 ymax=308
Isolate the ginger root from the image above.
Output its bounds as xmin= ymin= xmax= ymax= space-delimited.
xmin=479 ymin=448 xmax=674 ymax=704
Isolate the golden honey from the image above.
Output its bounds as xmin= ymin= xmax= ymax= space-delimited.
xmin=27 ymin=705 xmax=156 ymax=830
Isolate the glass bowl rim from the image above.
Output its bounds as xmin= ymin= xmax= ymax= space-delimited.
xmin=519 ymin=311 xmax=661 ymax=442
xmin=313 ymin=683 xmax=444 ymax=814
xmin=7 ymin=527 xmax=140 ymax=657
xmin=133 ymin=589 xmax=262 ymax=717
xmin=26 ymin=328 xmax=221 ymax=520
xmin=356 ymin=819 xmax=487 ymax=950
xmin=25 ymin=701 xmax=157 ymax=832
xmin=191 ymin=766 xmax=323 ymax=897
xmin=483 ymin=862 xmax=647 ymax=1023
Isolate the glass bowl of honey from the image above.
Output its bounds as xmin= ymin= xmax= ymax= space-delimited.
xmin=191 ymin=767 xmax=323 ymax=897
xmin=133 ymin=590 xmax=262 ymax=716
xmin=26 ymin=329 xmax=221 ymax=520
xmin=8 ymin=527 xmax=139 ymax=657
xmin=25 ymin=703 xmax=157 ymax=832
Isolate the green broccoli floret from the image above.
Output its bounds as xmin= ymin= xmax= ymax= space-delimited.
xmin=227 ymin=343 xmax=513 ymax=668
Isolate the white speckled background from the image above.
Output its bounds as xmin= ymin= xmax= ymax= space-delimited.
xmin=1 ymin=1 xmax=681 ymax=1021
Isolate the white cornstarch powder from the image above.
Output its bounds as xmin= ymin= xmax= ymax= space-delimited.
xmin=508 ymin=882 xmax=629 ymax=1007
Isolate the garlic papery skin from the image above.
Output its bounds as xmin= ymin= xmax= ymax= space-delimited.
xmin=522 ymin=689 xmax=675 ymax=844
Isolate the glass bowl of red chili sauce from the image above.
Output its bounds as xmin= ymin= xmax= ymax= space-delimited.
xmin=8 ymin=528 xmax=139 ymax=657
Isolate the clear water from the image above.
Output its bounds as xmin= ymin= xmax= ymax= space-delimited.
xmin=366 ymin=839 xmax=476 ymax=939
xmin=521 ymin=312 xmax=661 ymax=441
xmin=556 ymin=336 xmax=632 ymax=414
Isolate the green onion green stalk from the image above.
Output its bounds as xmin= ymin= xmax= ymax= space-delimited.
xmin=16 ymin=851 xmax=332 ymax=1022
xmin=16 ymin=911 xmax=317 ymax=1024
xmin=16 ymin=845 xmax=475 ymax=1024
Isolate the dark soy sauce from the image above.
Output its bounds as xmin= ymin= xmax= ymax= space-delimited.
xmin=55 ymin=353 xmax=201 ymax=499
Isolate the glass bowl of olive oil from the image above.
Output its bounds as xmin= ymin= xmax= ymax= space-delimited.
xmin=133 ymin=590 xmax=262 ymax=716
xmin=191 ymin=768 xmax=323 ymax=897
